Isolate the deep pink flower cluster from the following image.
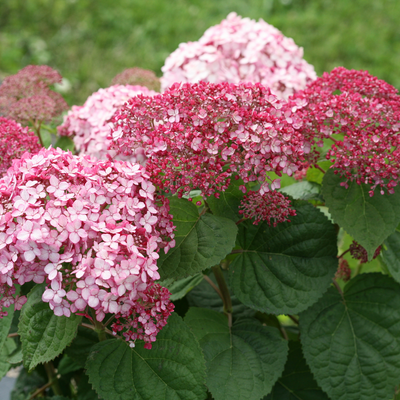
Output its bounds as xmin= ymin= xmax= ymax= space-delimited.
xmin=0 ymin=65 xmax=68 ymax=126
xmin=349 ymin=241 xmax=381 ymax=264
xmin=0 ymin=117 xmax=41 ymax=177
xmin=110 ymin=82 xmax=307 ymax=206
xmin=112 ymin=68 xmax=161 ymax=92
xmin=161 ymin=12 xmax=316 ymax=99
xmin=0 ymin=148 xmax=175 ymax=347
xmin=239 ymin=190 xmax=296 ymax=226
xmin=287 ymin=67 xmax=400 ymax=195
xmin=58 ymin=85 xmax=157 ymax=161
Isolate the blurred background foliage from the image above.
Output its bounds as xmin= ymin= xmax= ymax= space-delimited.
xmin=1 ymin=0 xmax=399 ymax=106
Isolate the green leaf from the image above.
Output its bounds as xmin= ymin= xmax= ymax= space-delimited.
xmin=264 ymin=341 xmax=329 ymax=400
xmin=322 ymin=168 xmax=400 ymax=260
xmin=306 ymin=161 xmax=331 ymax=184
xmin=77 ymin=373 xmax=102 ymax=400
xmin=7 ymin=346 xmax=23 ymax=364
xmin=86 ymin=313 xmax=206 ymax=400
xmin=382 ymin=229 xmax=400 ymax=283
xmin=57 ymin=355 xmax=82 ymax=375
xmin=0 ymin=338 xmax=17 ymax=379
xmin=19 ymin=284 xmax=81 ymax=371
xmin=55 ymin=135 xmax=75 ymax=152
xmin=207 ymin=178 xmax=244 ymax=222
xmin=187 ymin=271 xmax=256 ymax=319
xmin=49 ymin=397 xmax=72 ymax=400
xmin=0 ymin=303 xmax=14 ymax=349
xmin=185 ymin=308 xmax=288 ymax=400
xmin=300 ymin=273 xmax=400 ymax=400
xmin=229 ymin=201 xmax=338 ymax=314
xmin=66 ymin=326 xmax=99 ymax=368
xmin=159 ymin=273 xmax=204 ymax=301
xmin=280 ymin=181 xmax=322 ymax=201
xmin=158 ymin=197 xmax=238 ymax=279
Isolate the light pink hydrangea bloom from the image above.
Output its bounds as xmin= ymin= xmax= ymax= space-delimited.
xmin=58 ymin=85 xmax=157 ymax=161
xmin=0 ymin=148 xmax=175 ymax=348
xmin=161 ymin=12 xmax=316 ymax=99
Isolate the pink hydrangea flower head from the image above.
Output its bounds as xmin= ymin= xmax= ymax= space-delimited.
xmin=0 ymin=65 xmax=68 ymax=125
xmin=112 ymin=68 xmax=161 ymax=92
xmin=110 ymin=81 xmax=306 ymax=226
xmin=0 ymin=148 xmax=175 ymax=346
xmin=286 ymin=67 xmax=400 ymax=195
xmin=0 ymin=117 xmax=41 ymax=176
xmin=110 ymin=81 xmax=307 ymax=205
xmin=161 ymin=12 xmax=316 ymax=99
xmin=58 ymin=85 xmax=157 ymax=161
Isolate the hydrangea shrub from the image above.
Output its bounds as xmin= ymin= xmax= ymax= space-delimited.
xmin=1 ymin=38 xmax=400 ymax=400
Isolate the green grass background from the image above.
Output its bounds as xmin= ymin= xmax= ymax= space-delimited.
xmin=1 ymin=0 xmax=399 ymax=105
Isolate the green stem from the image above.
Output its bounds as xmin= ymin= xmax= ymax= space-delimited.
xmin=212 ymin=265 xmax=233 ymax=327
xmin=353 ymin=261 xmax=364 ymax=277
xmin=94 ymin=319 xmax=107 ymax=342
xmin=43 ymin=362 xmax=62 ymax=396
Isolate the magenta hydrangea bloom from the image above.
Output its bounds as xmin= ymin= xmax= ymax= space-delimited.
xmin=161 ymin=12 xmax=316 ymax=99
xmin=0 ymin=117 xmax=41 ymax=177
xmin=58 ymin=85 xmax=157 ymax=161
xmin=110 ymin=81 xmax=308 ymax=225
xmin=0 ymin=148 xmax=175 ymax=347
xmin=286 ymin=67 xmax=400 ymax=195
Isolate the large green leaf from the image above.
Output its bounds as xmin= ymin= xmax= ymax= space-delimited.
xmin=322 ymin=168 xmax=400 ymax=260
xmin=158 ymin=197 xmax=238 ymax=279
xmin=0 ymin=302 xmax=14 ymax=350
xmin=185 ymin=308 xmax=288 ymax=400
xmin=86 ymin=313 xmax=206 ymax=400
xmin=300 ymin=273 xmax=400 ymax=400
xmin=0 ymin=338 xmax=17 ymax=379
xmin=159 ymin=273 xmax=204 ymax=301
xmin=19 ymin=284 xmax=81 ymax=371
xmin=382 ymin=229 xmax=400 ymax=283
xmin=207 ymin=178 xmax=244 ymax=222
xmin=264 ymin=341 xmax=329 ymax=400
xmin=229 ymin=201 xmax=338 ymax=314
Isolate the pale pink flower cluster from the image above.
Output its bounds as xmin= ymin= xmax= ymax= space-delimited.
xmin=161 ymin=12 xmax=316 ymax=99
xmin=0 ymin=148 xmax=175 ymax=347
xmin=58 ymin=85 xmax=157 ymax=161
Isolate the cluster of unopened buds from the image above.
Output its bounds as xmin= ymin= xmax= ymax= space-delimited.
xmin=0 ymin=148 xmax=175 ymax=348
xmin=110 ymin=81 xmax=310 ymax=224
xmin=161 ymin=12 xmax=316 ymax=99
xmin=286 ymin=67 xmax=400 ymax=195
xmin=58 ymin=84 xmax=157 ymax=161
